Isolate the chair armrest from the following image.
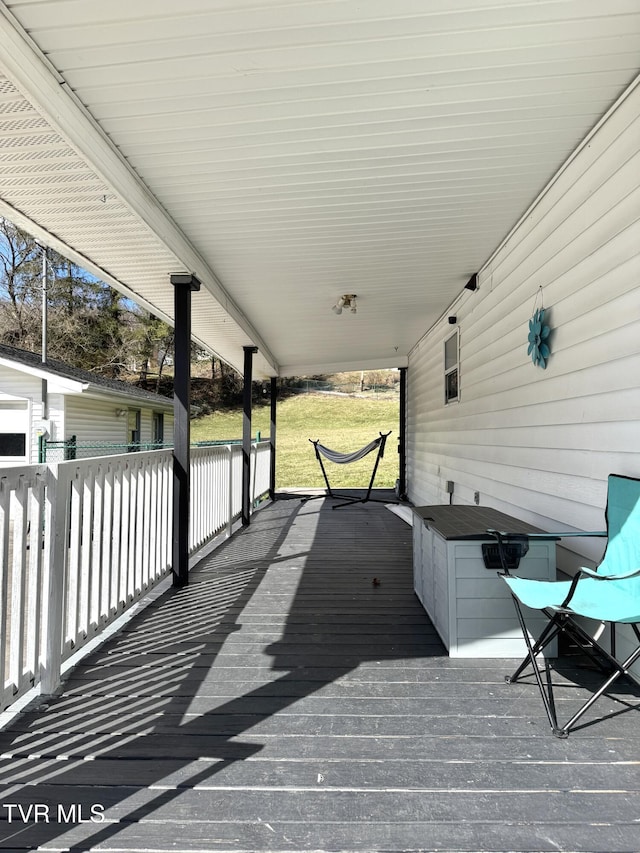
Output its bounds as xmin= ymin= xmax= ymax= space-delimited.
xmin=558 ymin=564 xmax=640 ymax=609
xmin=554 ymin=530 xmax=607 ymax=538
xmin=486 ymin=529 xmax=607 ymax=542
xmin=575 ymin=565 xmax=640 ymax=581
xmin=518 ymin=530 xmax=607 ymax=540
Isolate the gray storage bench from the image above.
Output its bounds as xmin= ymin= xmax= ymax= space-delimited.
xmin=412 ymin=505 xmax=557 ymax=658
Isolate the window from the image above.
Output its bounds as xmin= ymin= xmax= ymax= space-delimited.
xmin=0 ymin=401 xmax=28 ymax=458
xmin=152 ymin=412 xmax=164 ymax=445
xmin=444 ymin=329 xmax=459 ymax=403
xmin=0 ymin=433 xmax=26 ymax=456
xmin=127 ymin=409 xmax=141 ymax=451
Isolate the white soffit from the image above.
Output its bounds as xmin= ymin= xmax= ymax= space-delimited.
xmin=0 ymin=0 xmax=639 ymax=377
xmin=0 ymin=10 xmax=277 ymax=378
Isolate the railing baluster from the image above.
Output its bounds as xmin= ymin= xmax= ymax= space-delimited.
xmin=66 ymin=471 xmax=82 ymax=650
xmin=91 ymin=463 xmax=104 ymax=628
xmin=101 ymin=462 xmax=114 ymax=618
xmin=127 ymin=459 xmax=138 ymax=601
xmin=155 ymin=455 xmax=165 ymax=580
xmin=79 ymin=466 xmax=94 ymax=638
xmin=142 ymin=457 xmax=152 ymax=589
xmin=25 ymin=475 xmax=45 ymax=684
xmin=9 ymin=477 xmax=28 ymax=691
xmin=120 ymin=460 xmax=131 ymax=604
xmin=111 ymin=460 xmax=123 ymax=610
xmin=134 ymin=458 xmax=144 ymax=596
xmin=41 ymin=463 xmax=68 ymax=696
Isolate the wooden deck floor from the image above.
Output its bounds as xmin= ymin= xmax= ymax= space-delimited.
xmin=0 ymin=493 xmax=639 ymax=852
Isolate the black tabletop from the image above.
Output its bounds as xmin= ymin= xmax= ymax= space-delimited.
xmin=412 ymin=505 xmax=547 ymax=540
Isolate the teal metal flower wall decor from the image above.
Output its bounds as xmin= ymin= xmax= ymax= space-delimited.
xmin=527 ymin=307 xmax=551 ymax=368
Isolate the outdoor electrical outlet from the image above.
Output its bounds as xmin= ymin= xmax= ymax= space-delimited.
xmin=446 ymin=481 xmax=454 ymax=494
xmin=474 ymin=491 xmax=480 ymax=504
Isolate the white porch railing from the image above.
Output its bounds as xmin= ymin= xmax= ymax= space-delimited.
xmin=0 ymin=441 xmax=271 ymax=712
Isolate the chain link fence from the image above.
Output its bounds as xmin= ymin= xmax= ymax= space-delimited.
xmin=39 ymin=434 xmax=263 ymax=462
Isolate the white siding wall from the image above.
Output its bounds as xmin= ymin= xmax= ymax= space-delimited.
xmin=0 ymin=358 xmax=173 ymax=462
xmin=0 ymin=365 xmax=40 ymax=463
xmin=64 ymin=395 xmax=128 ymax=448
xmin=0 ymin=370 xmax=69 ymax=463
xmin=64 ymin=395 xmax=173 ymax=453
xmin=64 ymin=396 xmax=173 ymax=456
xmin=407 ymin=82 xmax=640 ymax=573
xmin=48 ymin=393 xmax=65 ymax=445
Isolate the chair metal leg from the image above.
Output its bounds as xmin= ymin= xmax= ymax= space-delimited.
xmin=505 ymin=604 xmax=563 ymax=684
xmin=507 ymin=595 xmax=564 ymax=735
xmin=506 ymin=597 xmax=640 ymax=737
xmin=560 ymin=641 xmax=640 ymax=735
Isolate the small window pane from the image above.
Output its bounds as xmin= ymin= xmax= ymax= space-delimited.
xmin=445 ymin=370 xmax=458 ymax=402
xmin=153 ymin=412 xmax=164 ymax=444
xmin=127 ymin=409 xmax=141 ymax=451
xmin=444 ymin=332 xmax=458 ymax=370
xmin=0 ymin=433 xmax=26 ymax=456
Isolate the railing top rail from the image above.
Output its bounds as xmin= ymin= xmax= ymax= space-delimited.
xmin=0 ymin=463 xmax=48 ymax=485
xmin=54 ymin=447 xmax=174 ymax=472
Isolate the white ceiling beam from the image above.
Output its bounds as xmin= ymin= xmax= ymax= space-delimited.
xmin=278 ymin=356 xmax=408 ymax=378
xmin=0 ymin=4 xmax=279 ymax=374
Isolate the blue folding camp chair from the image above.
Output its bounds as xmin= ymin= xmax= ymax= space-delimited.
xmin=494 ymin=474 xmax=640 ymax=738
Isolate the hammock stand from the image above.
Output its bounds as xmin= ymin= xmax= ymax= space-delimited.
xmin=306 ymin=431 xmax=394 ymax=509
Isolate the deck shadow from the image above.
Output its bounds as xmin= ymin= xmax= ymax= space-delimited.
xmin=0 ymin=492 xmax=444 ymax=850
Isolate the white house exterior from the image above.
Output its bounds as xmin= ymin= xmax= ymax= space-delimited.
xmin=0 ymin=344 xmax=174 ymax=466
xmin=406 ymin=78 xmax=640 ymax=614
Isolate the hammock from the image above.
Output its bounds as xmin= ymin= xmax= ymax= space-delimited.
xmin=307 ymin=431 xmax=394 ymax=509
xmin=314 ymin=436 xmax=383 ymax=465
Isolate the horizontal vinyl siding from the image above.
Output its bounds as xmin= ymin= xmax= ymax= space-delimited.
xmin=64 ymin=395 xmax=128 ymax=447
xmin=407 ymin=82 xmax=640 ymax=569
xmin=64 ymin=395 xmax=174 ymax=453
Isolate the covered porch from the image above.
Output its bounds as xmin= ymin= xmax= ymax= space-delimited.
xmin=0 ymin=3 xmax=639 ymax=848
xmin=1 ymin=494 xmax=638 ymax=852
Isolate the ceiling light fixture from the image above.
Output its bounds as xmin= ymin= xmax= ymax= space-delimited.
xmin=332 ymin=294 xmax=357 ymax=315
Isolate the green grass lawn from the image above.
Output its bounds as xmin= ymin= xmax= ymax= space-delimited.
xmin=190 ymin=392 xmax=400 ymax=489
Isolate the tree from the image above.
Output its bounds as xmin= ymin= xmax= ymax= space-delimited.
xmin=133 ymin=310 xmax=175 ymax=391
xmin=0 ymin=218 xmax=166 ymax=382
xmin=0 ymin=219 xmax=42 ymax=348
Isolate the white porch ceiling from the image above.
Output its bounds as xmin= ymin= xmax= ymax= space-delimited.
xmin=0 ymin=0 xmax=638 ymax=378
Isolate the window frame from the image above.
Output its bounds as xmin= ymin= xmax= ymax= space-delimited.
xmin=444 ymin=328 xmax=460 ymax=404
xmin=127 ymin=408 xmax=141 ymax=452
xmin=152 ymin=411 xmax=164 ymax=446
